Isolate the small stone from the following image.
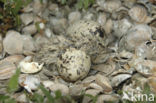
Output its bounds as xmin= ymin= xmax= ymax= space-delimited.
xmin=3 ymin=30 xmax=23 ymax=55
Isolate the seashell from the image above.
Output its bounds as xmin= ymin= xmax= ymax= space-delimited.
xmin=119 ymin=24 xmax=152 ymax=51
xmin=119 ymin=50 xmax=134 ymax=59
xmin=0 ymin=35 xmax=5 ymax=59
xmin=128 ymin=4 xmax=151 ymax=23
xmin=113 ymin=18 xmax=132 ymax=38
xmin=88 ymin=83 xmax=103 ymax=91
xmin=96 ymin=0 xmax=105 ymax=8
xmin=131 ymin=73 xmax=148 ymax=89
xmin=82 ymin=89 xmax=101 ymax=103
xmin=45 ymin=28 xmax=53 ymax=38
xmin=42 ymin=81 xmax=69 ymax=96
xmin=20 ymin=13 xmax=34 ymax=25
xmin=57 ymin=48 xmax=91 ymax=82
xmin=148 ymin=76 xmax=156 ymax=94
xmin=92 ymin=62 xmax=115 ymax=76
xmin=13 ymin=93 xmax=27 ymax=103
xmin=97 ymin=13 xmax=107 ymax=27
xmin=22 ymin=24 xmax=37 ymax=35
xmin=50 ymin=17 xmax=67 ymax=34
xmin=131 ymin=59 xmax=156 ymax=76
xmin=123 ymin=0 xmax=137 ymax=8
xmin=19 ymin=74 xmax=40 ymax=93
xmin=50 ymin=83 xmax=69 ymax=96
xmin=0 ymin=61 xmax=17 ymax=80
xmin=83 ymin=12 xmax=94 ymax=20
xmin=135 ymin=41 xmax=156 ymax=60
xmin=33 ymin=0 xmax=47 ymax=14
xmin=69 ymin=84 xmax=84 ymax=96
xmin=68 ymin=11 xmax=81 ymax=24
xmin=82 ymin=76 xmax=96 ymax=84
xmin=112 ymin=7 xmax=129 ymax=20
xmin=111 ymin=74 xmax=131 ymax=87
xmin=93 ymin=53 xmax=110 ymax=64
xmin=22 ymin=35 xmax=36 ymax=53
xmin=104 ymin=19 xmax=113 ymax=34
xmin=102 ymin=0 xmax=122 ymax=13
xmin=0 ymin=55 xmax=24 ymax=80
xmin=3 ymin=30 xmax=23 ymax=55
xmin=95 ymin=74 xmax=112 ymax=92
xmin=19 ymin=61 xmax=43 ymax=74
xmin=97 ymin=94 xmax=119 ymax=103
xmin=0 ymin=55 xmax=24 ymax=64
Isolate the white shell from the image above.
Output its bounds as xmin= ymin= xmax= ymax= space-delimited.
xmin=103 ymin=0 xmax=122 ymax=13
xmin=129 ymin=4 xmax=148 ymax=23
xmin=19 ymin=75 xmax=40 ymax=93
xmin=95 ymin=74 xmax=112 ymax=92
xmin=42 ymin=81 xmax=69 ymax=96
xmin=121 ymin=24 xmax=152 ymax=51
xmin=0 ymin=55 xmax=24 ymax=80
xmin=57 ymin=48 xmax=91 ymax=81
xmin=135 ymin=41 xmax=156 ymax=60
xmin=113 ymin=19 xmax=132 ymax=38
xmin=3 ymin=30 xmax=23 ymax=55
xmin=19 ymin=61 xmax=43 ymax=73
xmin=20 ymin=13 xmax=34 ymax=25
xmin=68 ymin=11 xmax=81 ymax=24
xmin=111 ymin=74 xmax=131 ymax=87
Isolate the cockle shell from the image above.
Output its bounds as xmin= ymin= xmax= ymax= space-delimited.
xmin=119 ymin=24 xmax=152 ymax=51
xmin=0 ymin=55 xmax=24 ymax=80
xmin=113 ymin=18 xmax=132 ymax=38
xmin=0 ymin=61 xmax=16 ymax=80
xmin=128 ymin=4 xmax=150 ymax=23
xmin=102 ymin=0 xmax=122 ymax=13
xmin=42 ymin=81 xmax=69 ymax=96
xmin=111 ymin=74 xmax=132 ymax=87
xmin=135 ymin=41 xmax=156 ymax=60
xmin=19 ymin=61 xmax=44 ymax=73
xmin=95 ymin=74 xmax=112 ymax=92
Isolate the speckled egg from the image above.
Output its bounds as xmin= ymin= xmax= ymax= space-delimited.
xmin=67 ymin=20 xmax=105 ymax=42
xmin=57 ymin=48 xmax=91 ymax=82
xmin=66 ymin=20 xmax=105 ymax=54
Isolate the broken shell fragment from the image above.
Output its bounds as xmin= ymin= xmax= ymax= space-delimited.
xmin=135 ymin=41 xmax=156 ymax=60
xmin=95 ymin=74 xmax=112 ymax=92
xmin=42 ymin=81 xmax=69 ymax=96
xmin=19 ymin=75 xmax=40 ymax=93
xmin=111 ymin=74 xmax=131 ymax=87
xmin=57 ymin=48 xmax=91 ymax=82
xmin=19 ymin=61 xmax=43 ymax=73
